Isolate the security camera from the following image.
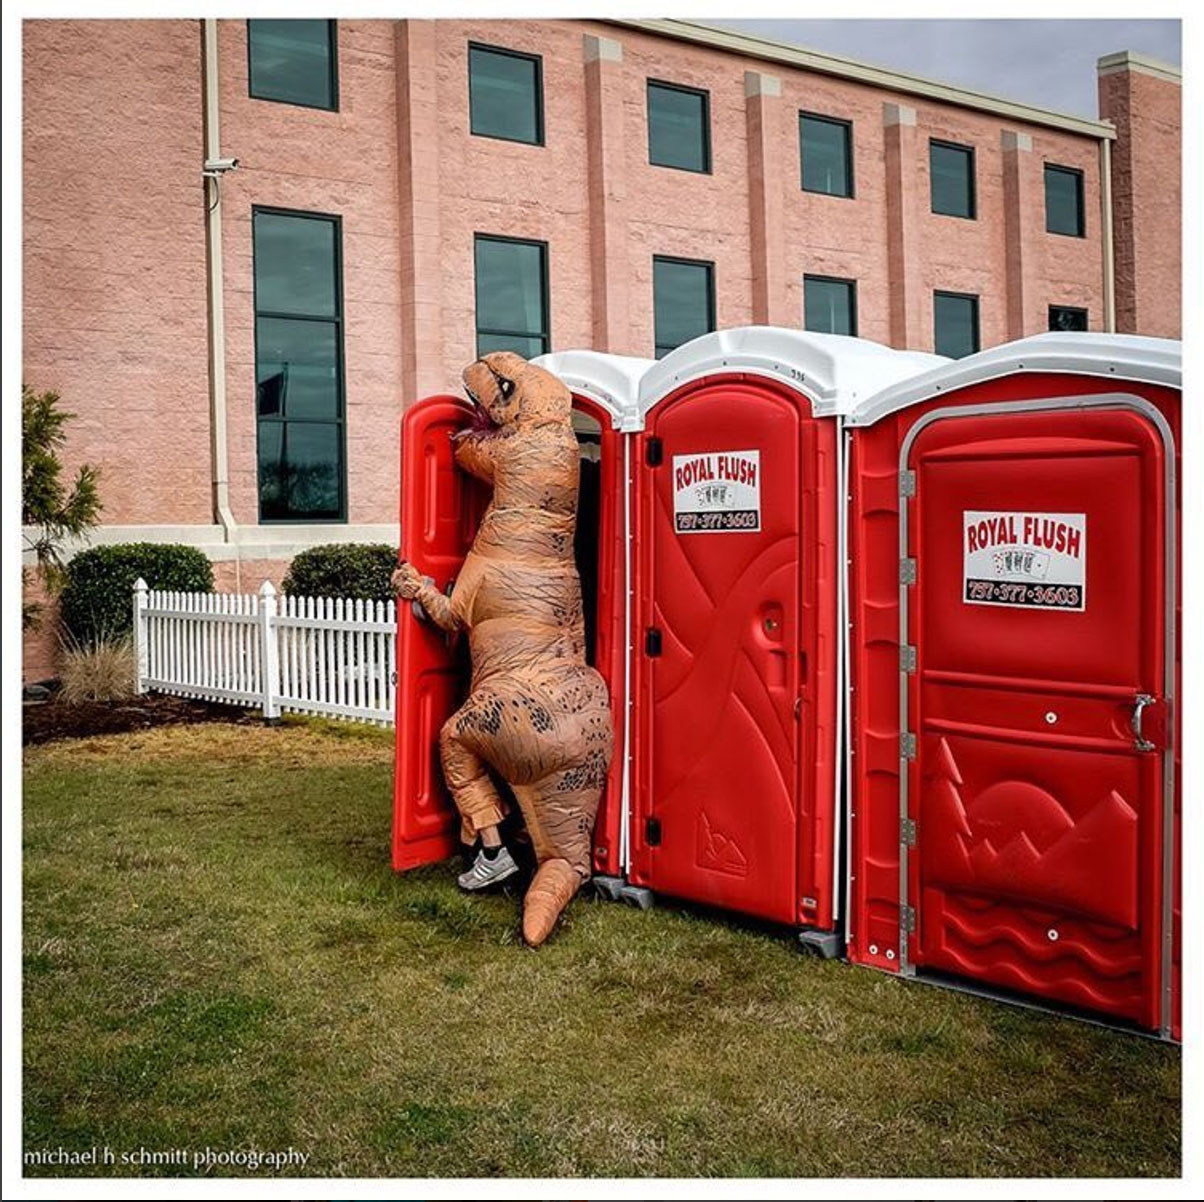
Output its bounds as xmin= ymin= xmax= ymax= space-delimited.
xmin=203 ymin=157 xmax=239 ymax=175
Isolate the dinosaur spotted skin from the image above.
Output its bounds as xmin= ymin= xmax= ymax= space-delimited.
xmin=394 ymin=352 xmax=613 ymax=944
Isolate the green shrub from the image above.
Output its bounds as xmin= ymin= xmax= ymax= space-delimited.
xmin=282 ymin=543 xmax=398 ymax=604
xmin=60 ymin=543 xmax=213 ymax=646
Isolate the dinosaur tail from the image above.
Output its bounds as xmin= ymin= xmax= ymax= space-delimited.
xmin=522 ymin=858 xmax=581 ymax=947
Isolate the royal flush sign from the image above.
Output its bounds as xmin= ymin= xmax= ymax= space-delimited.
xmin=672 ymin=450 xmax=761 ymax=534
xmin=963 ymin=510 xmax=1087 ymax=611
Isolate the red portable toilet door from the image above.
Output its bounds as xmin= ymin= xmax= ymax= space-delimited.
xmin=393 ymin=396 xmax=486 ymax=870
xmin=902 ymin=399 xmax=1171 ymax=1030
xmin=635 ymin=381 xmax=804 ymax=924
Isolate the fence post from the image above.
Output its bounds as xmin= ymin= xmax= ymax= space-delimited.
xmin=259 ymin=580 xmax=280 ymax=720
xmin=132 ymin=577 xmax=149 ymax=694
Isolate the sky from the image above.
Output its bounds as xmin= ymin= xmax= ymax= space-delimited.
xmin=711 ymin=19 xmax=1181 ymax=119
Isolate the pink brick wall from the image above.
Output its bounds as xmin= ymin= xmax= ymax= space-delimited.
xmin=215 ymin=19 xmax=405 ymax=527
xmin=22 ymin=18 xmax=1169 ymax=550
xmin=23 ymin=20 xmax=212 ymax=527
xmin=1099 ymin=64 xmax=1181 ymax=337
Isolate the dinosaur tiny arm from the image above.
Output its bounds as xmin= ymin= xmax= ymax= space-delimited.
xmin=453 ymin=431 xmax=497 ymax=483
xmin=392 ymin=563 xmax=461 ymax=634
xmin=393 ymin=560 xmax=483 ymax=635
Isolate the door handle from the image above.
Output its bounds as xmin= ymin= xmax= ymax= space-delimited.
xmin=1131 ymin=693 xmax=1157 ymax=752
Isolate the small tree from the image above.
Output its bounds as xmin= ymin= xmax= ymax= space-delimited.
xmin=22 ymin=385 xmax=102 ymax=629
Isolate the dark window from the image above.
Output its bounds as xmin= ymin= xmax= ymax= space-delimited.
xmin=653 ymin=256 xmax=715 ymax=358
xmin=247 ymin=20 xmax=337 ymax=111
xmin=1049 ymin=305 xmax=1089 ymax=332
xmin=468 ymin=43 xmax=543 ymax=146
xmin=804 ymin=275 xmax=857 ymax=336
xmin=800 ymin=113 xmax=853 ymax=198
xmin=1045 ymin=164 xmax=1086 ymax=237
xmin=930 ymin=140 xmax=976 ymax=218
xmin=933 ymin=291 xmax=980 ymax=359
xmin=253 ymin=209 xmax=345 ymax=522
xmin=474 ymin=235 xmax=549 ymax=358
xmin=647 ymin=81 xmax=711 ymax=173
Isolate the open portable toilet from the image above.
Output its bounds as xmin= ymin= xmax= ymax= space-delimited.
xmin=392 ymin=351 xmax=651 ymax=883
xmin=624 ymin=328 xmax=943 ymax=949
xmin=842 ymin=332 xmax=1182 ymax=1038
xmin=392 ymin=327 xmax=942 ymax=951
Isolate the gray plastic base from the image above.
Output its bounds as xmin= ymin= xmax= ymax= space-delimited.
xmin=797 ymin=929 xmax=844 ymax=959
xmin=619 ymin=883 xmax=654 ymax=910
xmin=591 ymin=874 xmax=625 ymax=902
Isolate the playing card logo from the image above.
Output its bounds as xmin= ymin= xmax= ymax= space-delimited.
xmin=992 ymin=548 xmax=1051 ymax=580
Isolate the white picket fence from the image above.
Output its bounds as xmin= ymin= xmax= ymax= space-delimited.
xmin=133 ymin=578 xmax=398 ymax=725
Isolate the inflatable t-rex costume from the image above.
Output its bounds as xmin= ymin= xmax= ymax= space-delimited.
xmin=393 ymin=351 xmax=613 ymax=946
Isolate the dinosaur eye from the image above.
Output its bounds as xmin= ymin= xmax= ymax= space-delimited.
xmin=498 ymin=377 xmax=515 ymax=400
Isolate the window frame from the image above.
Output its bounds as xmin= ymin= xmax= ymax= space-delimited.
xmin=246 ymin=19 xmax=339 ymax=113
xmin=467 ymin=41 xmax=546 ymax=148
xmin=933 ymin=289 xmax=981 ymax=359
xmin=799 ymin=111 xmax=855 ymax=199
xmin=1048 ymin=304 xmax=1089 ymax=332
xmin=646 ymin=79 xmax=713 ymax=175
xmin=929 ymin=138 xmax=977 ymax=220
xmin=652 ymin=254 xmax=716 ymax=358
xmin=803 ymin=273 xmax=859 ymax=336
xmin=1044 ymin=163 xmax=1086 ymax=238
xmin=251 ymin=204 xmax=348 ymax=525
xmin=473 ymin=233 xmax=551 ymax=359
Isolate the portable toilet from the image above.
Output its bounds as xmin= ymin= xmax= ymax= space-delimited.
xmin=625 ymin=327 xmax=944 ymax=951
xmin=392 ymin=352 xmax=652 ymax=882
xmin=842 ymin=332 xmax=1181 ymax=1038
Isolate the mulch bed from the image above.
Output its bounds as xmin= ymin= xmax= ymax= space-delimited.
xmin=23 ymin=693 xmax=262 ymax=746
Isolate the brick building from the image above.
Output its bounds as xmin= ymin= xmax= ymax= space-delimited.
xmin=21 ymin=19 xmax=1180 ymax=678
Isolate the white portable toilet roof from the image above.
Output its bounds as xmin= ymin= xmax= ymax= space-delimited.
xmin=846 ymin=332 xmax=1182 ymax=428
xmin=533 ymin=350 xmax=656 ymax=431
xmin=637 ymin=327 xmax=948 ymax=421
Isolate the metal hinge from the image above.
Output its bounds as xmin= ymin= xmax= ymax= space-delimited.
xmin=901 ymin=732 xmax=917 ymax=760
xmin=900 ymin=644 xmax=917 ymax=673
xmin=899 ymin=469 xmax=916 ymax=498
xmin=899 ymin=558 xmax=917 ymax=586
xmin=645 ymin=436 xmax=663 ymax=466
xmin=901 ymin=817 xmax=917 ymax=847
xmin=902 ymin=905 xmax=916 ymax=934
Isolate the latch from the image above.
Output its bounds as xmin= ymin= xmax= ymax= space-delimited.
xmin=645 ymin=628 xmax=663 ymax=657
xmin=1130 ymin=693 xmax=1167 ymax=752
xmin=645 ymin=816 xmax=662 ymax=846
xmin=645 ymin=436 xmax=664 ymax=466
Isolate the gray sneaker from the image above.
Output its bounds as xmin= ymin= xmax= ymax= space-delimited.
xmin=457 ymin=845 xmax=519 ymax=892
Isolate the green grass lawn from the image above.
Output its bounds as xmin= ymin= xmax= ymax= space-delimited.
xmin=23 ymin=719 xmax=1180 ymax=1178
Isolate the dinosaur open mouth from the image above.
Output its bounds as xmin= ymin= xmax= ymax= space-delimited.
xmin=464 ymin=383 xmax=501 ymax=433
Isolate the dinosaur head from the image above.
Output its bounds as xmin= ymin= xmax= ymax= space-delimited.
xmin=462 ymin=352 xmax=572 ymax=432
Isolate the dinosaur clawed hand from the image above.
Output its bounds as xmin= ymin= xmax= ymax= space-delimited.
xmin=521 ymin=858 xmax=581 ymax=947
xmin=390 ymin=561 xmax=424 ymax=600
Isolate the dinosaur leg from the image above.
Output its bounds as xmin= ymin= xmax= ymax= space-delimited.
xmin=440 ymin=704 xmax=508 ymax=848
xmin=512 ymin=772 xmax=603 ymax=946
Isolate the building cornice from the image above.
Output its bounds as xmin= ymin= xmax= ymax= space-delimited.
xmin=607 ymin=18 xmax=1118 ymax=141
xmin=1097 ymin=50 xmax=1182 ymax=85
